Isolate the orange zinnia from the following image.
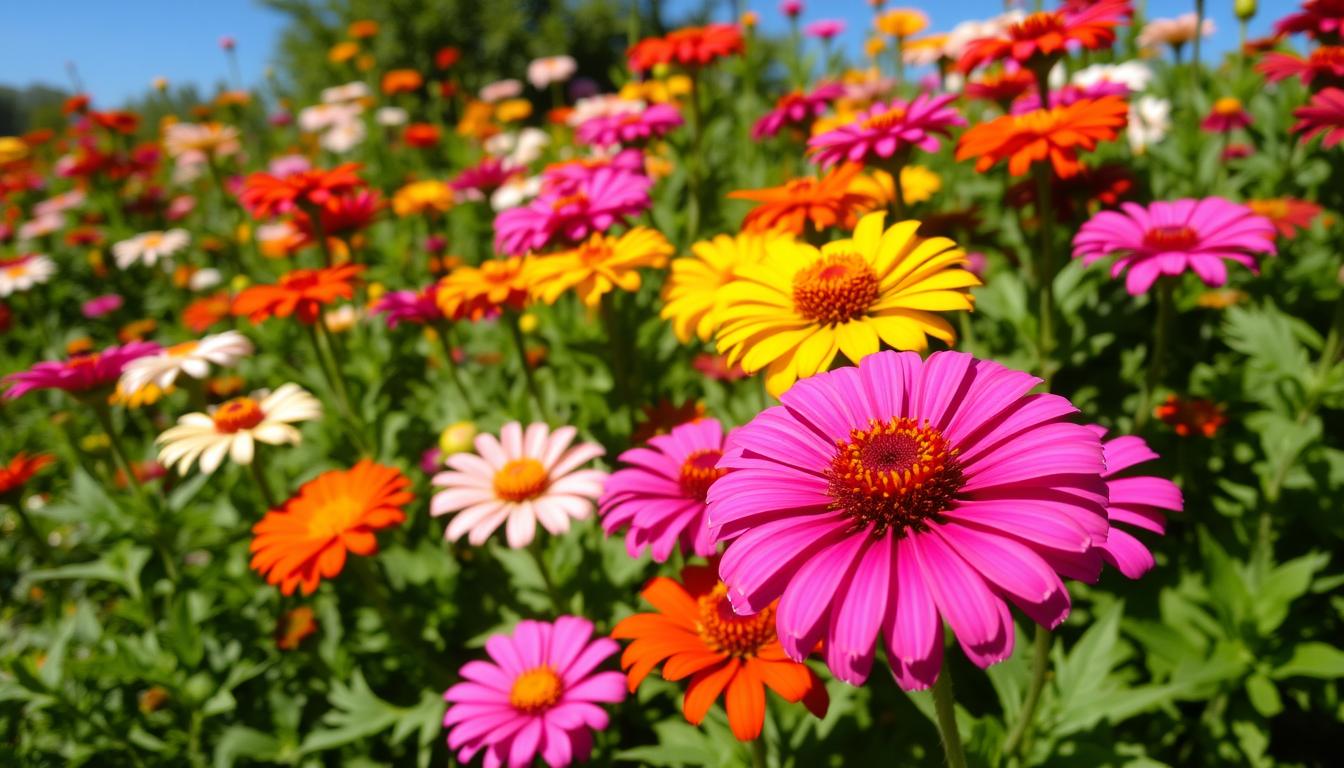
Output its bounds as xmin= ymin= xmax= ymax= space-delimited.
xmin=232 ymin=264 xmax=365 ymax=324
xmin=955 ymin=96 xmax=1127 ymax=178
xmin=183 ymin=291 xmax=232 ymax=333
xmin=627 ymin=24 xmax=744 ymax=72
xmin=381 ymin=69 xmax=424 ymax=95
xmin=957 ymin=0 xmax=1130 ymax=72
xmin=434 ymin=256 xmax=530 ymax=321
xmin=250 ymin=460 xmax=411 ymax=596
xmin=0 ymin=452 xmax=54 ymax=497
xmin=729 ymin=164 xmax=877 ymax=236
xmin=238 ymin=163 xmax=364 ymax=219
xmin=612 ymin=563 xmax=829 ymax=740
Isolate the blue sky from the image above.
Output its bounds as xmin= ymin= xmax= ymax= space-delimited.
xmin=0 ymin=0 xmax=1302 ymax=106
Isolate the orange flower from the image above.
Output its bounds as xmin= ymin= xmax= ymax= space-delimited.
xmin=957 ymin=1 xmax=1130 ymax=72
xmin=328 ymin=41 xmax=360 ymax=63
xmin=184 ymin=291 xmax=232 ymax=333
xmin=275 ymin=606 xmax=319 ymax=650
xmin=250 ymin=460 xmax=411 ymax=596
xmin=955 ymin=96 xmax=1127 ymax=178
xmin=0 ymin=452 xmax=54 ymax=496
xmin=628 ymin=24 xmax=744 ymax=72
xmin=611 ymin=563 xmax=829 ymax=741
xmin=232 ymin=265 xmax=365 ymax=324
xmin=381 ymin=69 xmax=424 ymax=95
xmin=1154 ymin=395 xmax=1227 ymax=438
xmin=404 ymin=122 xmax=441 ymax=148
xmin=1247 ymin=198 xmax=1324 ymax=239
xmin=347 ymin=19 xmax=379 ymax=39
xmin=239 ymin=163 xmax=364 ymax=219
xmin=435 ymin=257 xmax=530 ymax=320
xmin=729 ymin=164 xmax=878 ymax=235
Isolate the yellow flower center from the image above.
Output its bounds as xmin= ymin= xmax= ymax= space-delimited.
xmin=306 ymin=496 xmax=361 ymax=537
xmin=1212 ymin=97 xmax=1243 ymax=115
xmin=4 ymin=264 xmax=26 ymax=278
xmin=792 ymin=252 xmax=880 ymax=325
xmin=493 ymin=458 xmax=548 ymax=502
xmin=143 ymin=233 xmax=164 ymax=249
xmin=509 ymin=667 xmax=563 ymax=713
xmin=1011 ymin=11 xmax=1065 ymax=41
xmin=167 ymin=340 xmax=200 ymax=357
xmin=575 ymin=238 xmax=614 ymax=266
xmin=679 ymin=449 xmax=726 ymax=502
xmin=1143 ymin=225 xmax=1198 ymax=251
xmin=1310 ymin=46 xmax=1344 ymax=66
xmin=213 ymin=397 xmax=265 ymax=433
xmin=861 ymin=106 xmax=908 ymax=132
xmin=826 ymin=417 xmax=964 ymax=537
xmin=696 ymin=582 xmax=776 ymax=656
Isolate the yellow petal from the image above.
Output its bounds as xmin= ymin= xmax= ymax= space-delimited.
xmin=835 ymin=320 xmax=880 ymax=364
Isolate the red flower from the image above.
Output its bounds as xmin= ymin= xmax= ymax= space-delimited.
xmin=0 ymin=452 xmax=54 ymax=497
xmin=957 ymin=1 xmax=1130 ymax=72
xmin=955 ymin=96 xmax=1128 ymax=178
xmin=1274 ymin=0 xmax=1344 ymax=43
xmin=1258 ymin=45 xmax=1344 ymax=87
xmin=435 ymin=46 xmax=461 ymax=70
xmin=965 ymin=67 xmax=1037 ymax=108
xmin=238 ymin=163 xmax=365 ymax=219
xmin=628 ymin=24 xmax=744 ymax=72
xmin=1248 ymin=198 xmax=1325 ymax=238
xmin=231 ymin=265 xmax=365 ymax=324
xmin=88 ymin=111 xmax=141 ymax=135
xmin=403 ymin=122 xmax=441 ymax=148
xmin=1293 ymin=86 xmax=1344 ymax=147
xmin=1154 ymin=395 xmax=1226 ymax=438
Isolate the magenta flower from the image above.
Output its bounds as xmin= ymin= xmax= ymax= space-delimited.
xmin=81 ymin=293 xmax=124 ymax=318
xmin=493 ymin=166 xmax=651 ymax=255
xmin=451 ymin=157 xmax=522 ymax=198
xmin=781 ymin=0 xmax=803 ymax=18
xmin=1091 ymin=427 xmax=1182 ymax=579
xmin=752 ymin=82 xmax=845 ymax=139
xmin=4 ymin=341 xmax=161 ymax=399
xmin=1072 ymin=198 xmax=1277 ymax=294
xmin=805 ymin=19 xmax=846 ymax=40
xmin=575 ymin=104 xmax=683 ymax=148
xmin=1293 ymin=87 xmax=1344 ymax=148
xmin=372 ymin=285 xmax=443 ymax=328
xmin=442 ymin=616 xmax=625 ymax=767
xmin=599 ymin=418 xmax=726 ymax=562
xmin=708 ymin=350 xmax=1111 ymax=689
xmin=1011 ymin=81 xmax=1130 ymax=114
xmin=808 ymin=92 xmax=965 ymax=168
xmin=1201 ymin=98 xmax=1253 ymax=134
xmin=541 ymin=150 xmax=644 ymax=194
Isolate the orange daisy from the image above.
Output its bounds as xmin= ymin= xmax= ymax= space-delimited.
xmin=382 ymin=69 xmax=424 ymax=95
xmin=238 ymin=163 xmax=364 ymax=219
xmin=611 ymin=563 xmax=829 ymax=741
xmin=1154 ymin=395 xmax=1227 ymax=438
xmin=249 ymin=460 xmax=412 ymax=596
xmin=183 ymin=291 xmax=232 ymax=333
xmin=955 ymin=96 xmax=1127 ymax=178
xmin=0 ymin=452 xmax=54 ymax=497
xmin=728 ymin=164 xmax=878 ymax=236
xmin=956 ymin=1 xmax=1130 ymax=73
xmin=434 ymin=256 xmax=531 ymax=321
xmin=232 ymin=265 xmax=365 ymax=324
xmin=627 ymin=24 xmax=744 ymax=72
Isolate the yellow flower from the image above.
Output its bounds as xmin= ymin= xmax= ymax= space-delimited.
xmin=875 ymin=9 xmax=929 ymax=39
xmin=866 ymin=37 xmax=888 ymax=58
xmin=496 ymin=99 xmax=533 ymax=123
xmin=0 ymin=137 xmax=28 ymax=165
xmin=457 ymin=100 xmax=497 ymax=139
xmin=392 ymin=180 xmax=454 ymax=217
xmin=518 ymin=312 xmax=539 ymax=333
xmin=661 ymin=230 xmax=791 ymax=343
xmin=716 ymin=211 xmax=979 ymax=395
xmin=435 ymin=256 xmax=531 ymax=320
xmin=110 ymin=381 xmax=173 ymax=409
xmin=619 ymin=75 xmax=692 ymax=105
xmin=439 ymin=421 xmax=477 ymax=454
xmin=849 ymin=165 xmax=941 ymax=207
xmin=329 ymin=41 xmax=360 ymax=63
xmin=526 ymin=228 xmax=673 ymax=307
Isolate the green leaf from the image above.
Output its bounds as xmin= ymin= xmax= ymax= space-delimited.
xmin=1272 ymin=642 xmax=1344 ymax=679
xmin=23 ymin=542 xmax=151 ymax=600
xmin=212 ymin=726 xmax=283 ymax=768
xmin=1244 ymin=673 xmax=1283 ymax=717
xmin=1253 ymin=551 xmax=1329 ymax=634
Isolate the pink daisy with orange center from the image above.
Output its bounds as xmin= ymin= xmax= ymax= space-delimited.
xmin=807 ymin=93 xmax=964 ymax=169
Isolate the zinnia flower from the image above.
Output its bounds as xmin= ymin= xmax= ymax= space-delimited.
xmin=599 ymin=418 xmax=728 ymax=561
xmin=527 ymin=55 xmax=578 ymax=89
xmin=372 ymin=285 xmax=445 ymax=328
xmin=805 ymin=19 xmax=846 ymax=40
xmin=875 ymin=8 xmax=929 ymax=39
xmin=0 ymin=452 xmax=54 ymax=498
xmin=729 ymin=164 xmax=878 ymax=236
xmin=156 ymin=383 xmax=321 ymax=475
xmin=627 ymin=24 xmax=744 ymax=72
xmin=955 ymin=96 xmax=1128 ymax=178
xmin=1275 ymin=0 xmax=1344 ymax=42
xmin=493 ymin=167 xmax=652 ymax=255
xmin=82 ymin=293 xmax=123 ymax=318
xmin=611 ymin=562 xmax=829 ymax=740
xmin=1092 ymin=427 xmax=1182 ymax=580
xmin=430 ymin=422 xmax=606 ymax=548
xmin=808 ymin=93 xmax=964 ymax=168
xmin=442 ymin=617 xmax=625 ymax=767
xmin=435 ymin=257 xmax=532 ymax=320
xmin=525 ymin=227 xmax=672 ymax=307
xmin=392 ymin=180 xmax=454 ymax=217
xmin=575 ymin=104 xmax=683 ymax=148
xmin=111 ymin=230 xmax=190 ymax=269
xmin=957 ymin=1 xmax=1130 ymax=72
xmin=183 ymin=292 xmax=232 ymax=333
xmin=1247 ymin=197 xmax=1324 ymax=238
xmin=751 ymin=83 xmax=845 ymax=140
xmin=0 ymin=254 xmax=55 ymax=296
xmin=232 ymin=265 xmax=365 ymax=324
xmin=118 ymin=330 xmax=253 ymax=392
xmin=661 ymin=230 xmax=788 ymax=343
xmin=4 ymin=341 xmax=160 ymax=399
xmin=1201 ymin=97 xmax=1252 ymax=133
xmin=1293 ymin=87 xmax=1344 ymax=148
xmin=250 ymin=460 xmax=411 ymax=595
xmin=239 ymin=163 xmax=364 ymax=219
xmin=1258 ymin=45 xmax=1344 ymax=86
xmin=451 ymin=157 xmax=522 ymax=198
xmin=707 ymin=350 xmax=1112 ymax=688
xmin=1137 ymin=13 xmax=1215 ymax=52
xmin=163 ymin=122 xmax=240 ymax=159
xmin=1072 ymin=198 xmax=1277 ymax=294
xmin=716 ymin=211 xmax=978 ymax=395
xmin=1154 ymin=394 xmax=1226 ymax=437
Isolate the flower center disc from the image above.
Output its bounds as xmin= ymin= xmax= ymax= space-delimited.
xmin=678 ymin=449 xmax=726 ymax=502
xmin=1011 ymin=12 xmax=1065 ymax=41
xmin=493 ymin=458 xmax=548 ymax=502
xmin=792 ymin=253 xmax=880 ymax=325
xmin=550 ymin=192 xmax=588 ymax=212
xmin=509 ymin=666 xmax=563 ymax=713
xmin=1143 ymin=225 xmax=1199 ymax=251
xmin=696 ymin=583 xmax=775 ymax=656
xmin=826 ymin=417 xmax=964 ymax=537
xmin=1212 ymin=97 xmax=1244 ymax=115
xmin=167 ymin=340 xmax=201 ymax=357
xmin=861 ymin=106 xmax=908 ymax=132
xmin=213 ymin=397 xmax=266 ymax=433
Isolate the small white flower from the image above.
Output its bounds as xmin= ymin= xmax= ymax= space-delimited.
xmin=0 ymin=254 xmax=56 ymax=297
xmin=1073 ymin=61 xmax=1153 ymax=94
xmin=1128 ymin=96 xmax=1171 ymax=154
xmin=112 ymin=229 xmax=191 ymax=269
xmin=119 ymin=330 xmax=254 ymax=393
xmin=321 ymin=118 xmax=366 ymax=153
xmin=526 ymin=55 xmax=577 ymax=90
xmin=299 ymin=102 xmax=362 ymax=133
xmin=321 ymin=81 xmax=370 ymax=104
xmin=486 ymin=127 xmax=550 ymax=167
xmin=375 ymin=106 xmax=409 ymax=127
xmin=156 ymin=383 xmax=322 ymax=475
xmin=189 ymin=267 xmax=223 ymax=292
xmin=480 ymin=78 xmax=523 ymax=104
xmin=490 ymin=175 xmax=542 ymax=211
xmin=567 ymin=94 xmax=643 ymax=126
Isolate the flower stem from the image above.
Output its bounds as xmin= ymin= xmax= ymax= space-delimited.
xmin=506 ymin=311 xmax=548 ymax=422
xmin=1002 ymin=625 xmax=1053 ymax=760
xmin=930 ymin=661 xmax=969 ymax=768
xmin=686 ymin=69 xmax=704 ymax=242
xmin=91 ymin=400 xmax=144 ymax=498
xmin=1136 ymin=277 xmax=1175 ymax=429
xmin=347 ymin=555 xmax=452 ymax=686
xmin=527 ymin=537 xmax=564 ymax=613
xmin=1031 ymin=163 xmax=1058 ymax=388
xmin=248 ymin=450 xmax=277 ymax=509
xmin=433 ymin=320 xmax=475 ymax=412
xmin=750 ymin=736 xmax=768 ymax=768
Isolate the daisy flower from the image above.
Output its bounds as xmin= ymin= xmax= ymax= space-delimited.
xmin=0 ymin=253 xmax=56 ymax=297
xmin=1293 ymin=87 xmax=1344 ymax=148
xmin=1201 ymin=97 xmax=1252 ymax=134
xmin=527 ymin=55 xmax=578 ymax=89
xmin=163 ymin=122 xmax=241 ymax=159
xmin=238 ymin=163 xmax=364 ymax=219
xmin=957 ymin=1 xmax=1130 ymax=72
xmin=1072 ymin=198 xmax=1277 ymax=294
xmin=4 ymin=341 xmax=161 ymax=400
xmin=611 ymin=562 xmax=829 ymax=741
xmin=599 ymin=418 xmax=727 ymax=562
xmin=435 ymin=256 xmax=532 ymax=321
xmin=728 ymin=164 xmax=878 ymax=236
xmin=1274 ymin=0 xmax=1344 ymax=41
xmin=716 ymin=210 xmax=979 ymax=396
xmin=155 ymin=383 xmax=322 ymax=475
xmin=430 ymin=422 xmax=606 ymax=548
xmin=525 ymin=227 xmax=673 ymax=307
xmin=372 ymin=285 xmax=445 ymax=328
xmin=183 ymin=292 xmax=232 ymax=333
xmin=707 ymin=350 xmax=1114 ymax=688
xmin=575 ymin=104 xmax=683 ymax=148
xmin=1137 ymin=13 xmax=1215 ymax=52
xmin=627 ymin=24 xmax=744 ymax=72
xmin=1247 ymin=198 xmax=1324 ymax=239
xmin=451 ymin=157 xmax=522 ymax=199
xmin=112 ymin=229 xmax=191 ymax=269
xmin=118 ymin=330 xmax=253 ymax=392
xmin=1154 ymin=394 xmax=1227 ymax=437
xmin=442 ymin=617 xmax=625 ymax=768
xmin=661 ymin=230 xmax=787 ymax=343
xmin=751 ymin=83 xmax=845 ymax=140
xmin=1091 ymin=427 xmax=1182 ymax=580
xmin=0 ymin=452 xmax=55 ymax=498
xmin=493 ymin=167 xmax=652 ymax=255
xmin=955 ymin=96 xmax=1128 ymax=178
xmin=1257 ymin=45 xmax=1344 ymax=86
xmin=231 ymin=265 xmax=365 ymax=324
xmin=807 ymin=93 xmax=964 ymax=169
xmin=250 ymin=460 xmax=411 ymax=595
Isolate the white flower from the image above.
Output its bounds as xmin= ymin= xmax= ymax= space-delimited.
xmin=299 ymin=102 xmax=362 ymax=133
xmin=1073 ymin=61 xmax=1153 ymax=94
xmin=1128 ymin=96 xmax=1171 ymax=153
xmin=119 ymin=331 xmax=254 ymax=392
xmin=323 ymin=305 xmax=359 ymax=333
xmin=189 ymin=267 xmax=222 ymax=291
xmin=163 ymin=122 xmax=240 ymax=159
xmin=17 ymin=214 xmax=63 ymax=242
xmin=490 ymin=175 xmax=542 ymax=211
xmin=321 ymin=81 xmax=369 ymax=104
xmin=526 ymin=55 xmax=577 ymax=90
xmin=156 ymin=383 xmax=322 ymax=475
xmin=480 ymin=78 xmax=523 ymax=104
xmin=375 ymin=106 xmax=409 ymax=126
xmin=485 ymin=127 xmax=550 ymax=167
xmin=0 ymin=254 xmax=55 ymax=297
xmin=112 ymin=229 xmax=191 ymax=269
xmin=33 ymin=190 xmax=86 ymax=218
xmin=321 ymin=119 xmax=366 ymax=153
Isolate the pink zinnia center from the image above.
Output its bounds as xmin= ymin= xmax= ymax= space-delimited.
xmin=826 ymin=417 xmax=964 ymax=537
xmin=550 ymin=192 xmax=588 ymax=212
xmin=678 ymin=448 xmax=726 ymax=502
xmin=792 ymin=253 xmax=880 ymax=325
xmin=509 ymin=666 xmax=563 ymax=713
xmin=1143 ymin=225 xmax=1199 ymax=251
xmin=696 ymin=582 xmax=775 ymax=656
xmin=1212 ymin=97 xmax=1244 ymax=116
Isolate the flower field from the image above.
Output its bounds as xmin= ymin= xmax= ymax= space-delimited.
xmin=3 ymin=1 xmax=1344 ymax=765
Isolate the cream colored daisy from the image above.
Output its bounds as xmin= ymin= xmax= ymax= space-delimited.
xmin=0 ymin=254 xmax=56 ymax=297
xmin=112 ymin=229 xmax=191 ymax=269
xmin=119 ymin=331 xmax=254 ymax=393
xmin=156 ymin=383 xmax=321 ymax=475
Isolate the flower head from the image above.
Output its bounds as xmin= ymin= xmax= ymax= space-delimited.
xmin=526 ymin=227 xmax=672 ymax=307
xmin=232 ymin=265 xmax=365 ymax=324
xmin=1247 ymin=197 xmax=1324 ymax=238
xmin=156 ymin=383 xmax=321 ymax=475
xmin=238 ymin=163 xmax=364 ymax=219
xmin=163 ymin=122 xmax=240 ymax=159
xmin=111 ymin=230 xmax=190 ymax=269
xmin=1091 ymin=427 xmax=1182 ymax=579
xmin=118 ymin=331 xmax=253 ymax=392
xmin=805 ymin=19 xmax=846 ymax=40
xmin=808 ymin=93 xmax=964 ymax=168
xmin=0 ymin=452 xmax=54 ymax=497
xmin=1137 ymin=13 xmax=1215 ymax=50
xmin=875 ymin=9 xmax=929 ymax=39
xmin=576 ymin=104 xmax=683 ymax=148
xmin=1154 ymin=394 xmax=1226 ymax=437
xmin=250 ymin=460 xmax=411 ymax=595
xmin=1201 ymin=97 xmax=1252 ymax=134
xmin=436 ymin=257 xmax=532 ymax=320
xmin=451 ymin=157 xmax=522 ymax=198
xmin=1293 ymin=86 xmax=1344 ymax=148
xmin=661 ymin=230 xmax=790 ymax=343
xmin=729 ymin=164 xmax=878 ymax=236
xmin=0 ymin=253 xmax=55 ymax=297
xmin=628 ymin=24 xmax=744 ymax=72
xmin=4 ymin=341 xmax=160 ymax=399
xmin=494 ymin=167 xmax=652 ymax=255
xmin=955 ymin=96 xmax=1128 ymax=178
xmin=1258 ymin=45 xmax=1344 ymax=86
xmin=527 ymin=55 xmax=579 ymax=89
xmin=752 ymin=83 xmax=845 ymax=140
xmin=1275 ymin=0 xmax=1344 ymax=43
xmin=373 ymin=285 xmax=444 ymax=328
xmin=393 ymin=180 xmax=454 ymax=217
xmin=957 ymin=1 xmax=1130 ymax=72
xmin=183 ymin=292 xmax=232 ymax=333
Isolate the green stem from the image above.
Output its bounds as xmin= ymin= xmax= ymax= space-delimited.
xmin=527 ymin=537 xmax=564 ymax=613
xmin=91 ymin=400 xmax=144 ymax=498
xmin=1031 ymin=163 xmax=1057 ymax=388
xmin=248 ymin=451 xmax=277 ymax=509
xmin=433 ymin=321 xmax=476 ymax=412
xmin=600 ymin=293 xmax=633 ymax=409
xmin=750 ymin=736 xmax=768 ymax=768
xmin=506 ymin=311 xmax=548 ymax=422
xmin=1136 ymin=278 xmax=1175 ymax=429
xmin=930 ymin=661 xmax=969 ymax=768
xmin=686 ymin=70 xmax=704 ymax=243
xmin=1002 ymin=625 xmax=1052 ymax=760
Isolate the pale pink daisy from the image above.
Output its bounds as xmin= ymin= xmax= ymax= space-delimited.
xmin=807 ymin=92 xmax=965 ymax=168
xmin=118 ymin=330 xmax=254 ymax=392
xmin=527 ymin=55 xmax=578 ymax=89
xmin=1091 ymin=426 xmax=1182 ymax=579
xmin=0 ymin=253 xmax=56 ymax=297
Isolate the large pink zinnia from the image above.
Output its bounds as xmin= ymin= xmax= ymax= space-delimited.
xmin=493 ymin=166 xmax=652 ymax=255
xmin=707 ymin=350 xmax=1110 ymax=689
xmin=442 ymin=616 xmax=625 ymax=768
xmin=1274 ymin=0 xmax=1344 ymax=43
xmin=598 ymin=417 xmax=726 ymax=562
xmin=575 ymin=104 xmax=683 ymax=148
xmin=1072 ymin=198 xmax=1277 ymax=294
xmin=808 ymin=93 xmax=965 ymax=168
xmin=4 ymin=341 xmax=161 ymax=399
xmin=1091 ymin=426 xmax=1182 ymax=580
xmin=1257 ymin=46 xmax=1344 ymax=87
xmin=372 ymin=284 xmax=443 ymax=328
xmin=1293 ymin=86 xmax=1344 ymax=148
xmin=752 ymin=83 xmax=845 ymax=139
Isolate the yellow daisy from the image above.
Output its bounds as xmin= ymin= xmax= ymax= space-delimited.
xmin=660 ymin=230 xmax=791 ymax=343
xmin=716 ymin=210 xmax=979 ymax=396
xmin=526 ymin=227 xmax=672 ymax=308
xmin=850 ymin=165 xmax=942 ymax=207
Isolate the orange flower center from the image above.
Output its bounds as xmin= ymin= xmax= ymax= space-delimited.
xmin=1252 ymin=199 xmax=1289 ymax=219
xmin=696 ymin=582 xmax=776 ymax=656
xmin=1212 ymin=97 xmax=1244 ymax=115
xmin=1143 ymin=225 xmax=1199 ymax=251
xmin=143 ymin=233 xmax=164 ymax=249
xmin=1011 ymin=12 xmax=1065 ymax=41
xmin=1310 ymin=46 xmax=1344 ymax=66
xmin=550 ymin=192 xmax=588 ymax=212
xmin=509 ymin=666 xmax=563 ymax=713
xmin=4 ymin=263 xmax=26 ymax=277
xmin=826 ymin=417 xmax=964 ymax=537
xmin=213 ymin=397 xmax=265 ymax=433
xmin=792 ymin=253 xmax=880 ymax=325
xmin=306 ymin=496 xmax=361 ymax=537
xmin=1015 ymin=107 xmax=1066 ymax=135
xmin=679 ymin=449 xmax=726 ymax=502
xmin=493 ymin=458 xmax=548 ymax=502
xmin=575 ymin=238 xmax=613 ymax=266
xmin=167 ymin=340 xmax=200 ymax=357
xmin=861 ymin=106 xmax=908 ymax=132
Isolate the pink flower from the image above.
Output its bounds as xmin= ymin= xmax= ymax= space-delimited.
xmin=805 ymin=19 xmax=846 ymax=40
xmin=268 ymin=154 xmax=312 ymax=178
xmin=1091 ymin=427 xmax=1182 ymax=579
xmin=1201 ymin=97 xmax=1252 ymax=133
xmin=81 ymin=293 xmax=124 ymax=318
xmin=430 ymin=422 xmax=607 ymax=547
xmin=443 ymin=616 xmax=625 ymax=768
xmin=1293 ymin=86 xmax=1344 ymax=148
xmin=808 ymin=92 xmax=965 ymax=168
xmin=372 ymin=285 xmax=443 ymax=328
xmin=781 ymin=0 xmax=803 ymax=18
xmin=707 ymin=350 xmax=1111 ymax=689
xmin=4 ymin=341 xmax=161 ymax=399
xmin=752 ymin=82 xmax=845 ymax=139
xmin=451 ymin=157 xmax=522 ymax=197
xmin=166 ymin=195 xmax=196 ymax=221
xmin=219 ymin=35 xmax=236 ymax=51
xmin=1011 ymin=81 xmax=1130 ymax=114
xmin=599 ymin=418 xmax=726 ymax=562
xmin=493 ymin=167 xmax=651 ymax=255
xmin=541 ymin=150 xmax=645 ymax=193
xmin=1072 ymin=198 xmax=1277 ymax=294
xmin=575 ymin=104 xmax=683 ymax=148
xmin=1257 ymin=46 xmax=1344 ymax=86
xmin=1275 ymin=0 xmax=1344 ymax=41
xmin=420 ymin=447 xmax=443 ymax=475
